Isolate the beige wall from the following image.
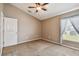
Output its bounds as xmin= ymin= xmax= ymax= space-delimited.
xmin=3 ymin=4 xmax=41 ymax=43
xmin=42 ymin=16 xmax=61 ymax=43
xmin=0 ymin=4 xmax=3 ymax=11
xmin=3 ymin=3 xmax=61 ymax=44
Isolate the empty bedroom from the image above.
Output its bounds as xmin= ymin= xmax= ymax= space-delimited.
xmin=0 ymin=3 xmax=79 ymax=56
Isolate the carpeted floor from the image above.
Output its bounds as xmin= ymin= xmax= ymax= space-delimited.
xmin=2 ymin=40 xmax=79 ymax=56
xmin=63 ymin=40 xmax=79 ymax=48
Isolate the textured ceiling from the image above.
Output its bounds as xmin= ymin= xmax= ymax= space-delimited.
xmin=11 ymin=3 xmax=79 ymax=20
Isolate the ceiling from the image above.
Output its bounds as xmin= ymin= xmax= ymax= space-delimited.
xmin=11 ymin=3 xmax=79 ymax=20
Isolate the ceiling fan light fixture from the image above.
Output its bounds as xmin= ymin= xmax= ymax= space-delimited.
xmin=36 ymin=6 xmax=41 ymax=10
xmin=28 ymin=3 xmax=48 ymax=13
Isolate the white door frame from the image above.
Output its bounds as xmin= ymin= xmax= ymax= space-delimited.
xmin=0 ymin=11 xmax=4 ymax=56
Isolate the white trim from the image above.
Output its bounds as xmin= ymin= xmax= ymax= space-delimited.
xmin=0 ymin=11 xmax=4 ymax=56
xmin=42 ymin=7 xmax=79 ymax=20
xmin=16 ymin=37 xmax=42 ymax=46
xmin=42 ymin=38 xmax=79 ymax=51
xmin=42 ymin=38 xmax=60 ymax=45
xmin=61 ymin=44 xmax=79 ymax=51
xmin=3 ymin=37 xmax=42 ymax=48
xmin=56 ymin=7 xmax=79 ymax=17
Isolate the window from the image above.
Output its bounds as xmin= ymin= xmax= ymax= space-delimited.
xmin=61 ymin=15 xmax=79 ymax=48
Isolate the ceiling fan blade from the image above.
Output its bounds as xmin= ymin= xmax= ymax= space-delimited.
xmin=35 ymin=3 xmax=38 ymax=5
xmin=35 ymin=3 xmax=40 ymax=5
xmin=36 ymin=10 xmax=38 ymax=12
xmin=42 ymin=8 xmax=47 ymax=11
xmin=28 ymin=6 xmax=35 ymax=8
xmin=37 ymin=3 xmax=40 ymax=5
xmin=42 ymin=3 xmax=48 ymax=6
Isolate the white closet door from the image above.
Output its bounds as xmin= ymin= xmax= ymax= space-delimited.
xmin=4 ymin=17 xmax=17 ymax=47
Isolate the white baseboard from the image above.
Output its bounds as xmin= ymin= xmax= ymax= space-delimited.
xmin=4 ymin=37 xmax=42 ymax=48
xmin=42 ymin=38 xmax=60 ymax=45
xmin=42 ymin=38 xmax=79 ymax=51
xmin=4 ymin=37 xmax=79 ymax=51
xmin=18 ymin=37 xmax=42 ymax=45
xmin=61 ymin=44 xmax=79 ymax=51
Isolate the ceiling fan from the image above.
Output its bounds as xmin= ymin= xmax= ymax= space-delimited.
xmin=28 ymin=3 xmax=48 ymax=13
